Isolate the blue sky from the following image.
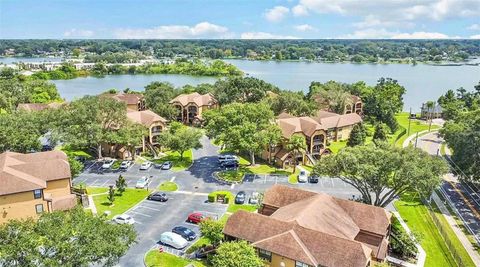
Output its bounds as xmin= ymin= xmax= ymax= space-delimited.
xmin=1 ymin=0 xmax=480 ymax=39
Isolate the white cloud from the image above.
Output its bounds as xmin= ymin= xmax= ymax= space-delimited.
xmin=241 ymin=32 xmax=299 ymax=39
xmin=294 ymin=24 xmax=316 ymax=32
xmin=391 ymin=31 xmax=451 ymax=39
xmin=113 ymin=22 xmax=230 ymax=39
xmin=341 ymin=28 xmax=454 ymax=39
xmin=292 ymin=5 xmax=309 ymax=16
xmin=470 ymin=34 xmax=480 ymax=39
xmin=468 ymin=24 xmax=480 ymax=30
xmin=353 ymin=15 xmax=415 ymax=29
xmin=264 ymin=6 xmax=290 ymax=22
xmin=63 ymin=29 xmax=94 ymax=38
xmin=298 ymin=0 xmax=480 ymax=22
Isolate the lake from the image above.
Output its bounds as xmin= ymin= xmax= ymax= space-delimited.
xmin=2 ymin=57 xmax=479 ymax=111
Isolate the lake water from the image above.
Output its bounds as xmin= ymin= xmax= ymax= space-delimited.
xmin=2 ymin=57 xmax=479 ymax=111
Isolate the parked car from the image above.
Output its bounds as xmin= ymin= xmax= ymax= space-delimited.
xmin=101 ymin=159 xmax=115 ymax=169
xmin=218 ymin=155 xmax=238 ymax=163
xmin=161 ymin=161 xmax=173 ymax=170
xmin=187 ymin=212 xmax=206 ymax=224
xmin=135 ymin=176 xmax=150 ymax=189
xmin=139 ymin=161 xmax=152 ymax=170
xmin=112 ymin=214 xmax=135 ymax=225
xmin=235 ymin=191 xmax=246 ymax=204
xmin=297 ymin=170 xmax=308 ymax=183
xmin=147 ymin=192 xmax=168 ymax=202
xmin=159 ymin=232 xmax=188 ymax=249
xmin=172 ymin=226 xmax=197 ymax=241
xmin=249 ymin=192 xmax=260 ymax=204
xmin=308 ymin=175 xmax=319 ymax=183
xmin=221 ymin=160 xmax=238 ymax=170
xmin=119 ymin=160 xmax=132 ymax=170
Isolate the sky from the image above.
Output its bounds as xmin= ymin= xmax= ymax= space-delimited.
xmin=1 ymin=0 xmax=480 ymax=39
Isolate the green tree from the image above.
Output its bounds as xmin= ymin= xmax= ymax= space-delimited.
xmin=441 ymin=109 xmax=480 ymax=180
xmin=0 ymin=111 xmax=44 ymax=153
xmin=54 ymin=96 xmax=127 ymax=159
xmin=268 ymin=91 xmax=316 ymax=116
xmin=261 ymin=124 xmax=283 ymax=164
xmin=286 ymin=134 xmax=307 ymax=173
xmin=67 ymin=156 xmax=84 ymax=178
xmin=308 ymin=81 xmax=353 ymax=114
xmin=199 ymin=219 xmax=224 ymax=245
xmin=116 ymin=175 xmax=127 ymax=195
xmin=158 ymin=122 xmax=203 ymax=159
xmin=347 ymin=123 xmax=367 ymax=147
xmin=0 ymin=207 xmax=136 ymax=267
xmin=212 ymin=77 xmax=279 ymax=105
xmin=107 ymin=186 xmax=115 ymax=204
xmin=204 ymin=102 xmax=274 ymax=165
xmin=110 ymin=121 xmax=147 ymax=159
xmin=210 ymin=241 xmax=263 ymax=267
xmin=373 ymin=123 xmax=389 ymax=143
xmin=313 ymin=144 xmax=448 ymax=207
xmin=144 ymin=82 xmax=178 ymax=120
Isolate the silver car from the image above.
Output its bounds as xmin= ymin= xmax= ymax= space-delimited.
xmin=140 ymin=161 xmax=152 ymax=170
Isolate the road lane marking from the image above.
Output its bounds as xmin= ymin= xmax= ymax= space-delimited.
xmin=448 ymin=181 xmax=480 ymax=221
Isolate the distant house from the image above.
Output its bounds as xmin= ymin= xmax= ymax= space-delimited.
xmin=420 ymin=102 xmax=443 ymax=119
xmin=169 ymin=92 xmax=218 ymax=125
xmin=103 ymin=93 xmax=167 ymax=158
xmin=224 ymin=185 xmax=391 ymax=267
xmin=265 ymin=111 xmax=362 ymax=167
xmin=103 ymin=93 xmax=146 ymax=112
xmin=0 ymin=151 xmax=77 ymax=224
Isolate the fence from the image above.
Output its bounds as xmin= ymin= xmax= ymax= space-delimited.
xmin=423 ymin=199 xmax=467 ymax=267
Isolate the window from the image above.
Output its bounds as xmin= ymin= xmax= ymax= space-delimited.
xmin=33 ymin=189 xmax=42 ymax=199
xmin=35 ymin=204 xmax=44 ymax=214
xmin=295 ymin=261 xmax=311 ymax=267
xmin=258 ymin=249 xmax=272 ymax=262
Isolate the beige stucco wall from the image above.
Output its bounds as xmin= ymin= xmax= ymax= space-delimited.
xmin=0 ymin=178 xmax=72 ymax=224
xmin=267 ymin=254 xmax=296 ymax=267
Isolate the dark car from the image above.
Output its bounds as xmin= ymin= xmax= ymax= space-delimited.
xmin=308 ymin=175 xmax=319 ymax=183
xmin=235 ymin=191 xmax=246 ymax=204
xmin=221 ymin=160 xmax=238 ymax=170
xmin=147 ymin=192 xmax=168 ymax=202
xmin=172 ymin=226 xmax=197 ymax=241
xmin=161 ymin=161 xmax=173 ymax=170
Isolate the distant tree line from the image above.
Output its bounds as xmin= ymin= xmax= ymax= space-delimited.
xmin=1 ymin=39 xmax=479 ymax=63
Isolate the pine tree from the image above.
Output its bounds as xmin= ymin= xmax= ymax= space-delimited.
xmin=115 ymin=175 xmax=127 ymax=195
xmin=373 ymin=123 xmax=389 ymax=142
xmin=347 ymin=123 xmax=366 ymax=147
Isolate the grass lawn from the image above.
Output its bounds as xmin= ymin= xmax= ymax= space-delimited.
xmin=111 ymin=160 xmax=121 ymax=170
xmin=157 ymin=181 xmax=178 ymax=192
xmin=395 ymin=112 xmax=439 ymax=147
xmin=58 ymin=144 xmax=93 ymax=159
xmin=208 ymin=190 xmax=258 ymax=213
xmin=93 ymin=188 xmax=151 ymax=219
xmin=394 ymin=194 xmax=457 ymax=267
xmin=145 ymin=250 xmax=206 ymax=267
xmin=186 ymin=236 xmax=210 ymax=254
xmin=217 ymin=169 xmax=245 ymax=182
xmin=153 ymin=150 xmax=193 ymax=171
xmin=87 ymin=187 xmax=108 ymax=195
xmin=429 ymin=200 xmax=476 ymax=267
xmin=288 ymin=168 xmax=300 ymax=184
xmin=227 ymin=203 xmax=258 ymax=213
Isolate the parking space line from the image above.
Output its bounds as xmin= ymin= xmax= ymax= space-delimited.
xmin=128 ymin=211 xmax=152 ymax=217
xmin=92 ymin=179 xmax=99 ymax=185
xmin=230 ymin=184 xmax=235 ymax=189
xmin=100 ymin=180 xmax=109 ymax=187
xmin=137 ymin=205 xmax=162 ymax=212
xmin=330 ymin=178 xmax=334 ymax=187
xmin=170 ymin=176 xmax=176 ymax=182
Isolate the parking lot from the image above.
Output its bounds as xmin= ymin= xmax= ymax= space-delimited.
xmin=74 ymin=160 xmax=171 ymax=189
xmin=117 ymin=192 xmax=227 ymax=267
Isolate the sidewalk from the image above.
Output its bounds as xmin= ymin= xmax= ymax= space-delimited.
xmin=432 ymin=191 xmax=480 ymax=265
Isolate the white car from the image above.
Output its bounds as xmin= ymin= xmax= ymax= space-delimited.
xmin=160 ymin=232 xmax=188 ymax=249
xmin=101 ymin=159 xmax=115 ymax=169
xmin=119 ymin=160 xmax=132 ymax=170
xmin=297 ymin=170 xmax=308 ymax=183
xmin=249 ymin=192 xmax=260 ymax=204
xmin=112 ymin=214 xmax=135 ymax=225
xmin=140 ymin=161 xmax=152 ymax=170
xmin=135 ymin=176 xmax=150 ymax=189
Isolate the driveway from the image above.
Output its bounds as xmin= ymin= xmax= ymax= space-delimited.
xmin=117 ymin=192 xmax=227 ymax=267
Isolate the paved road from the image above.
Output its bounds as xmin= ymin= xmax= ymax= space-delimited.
xmin=416 ymin=132 xmax=480 ymax=245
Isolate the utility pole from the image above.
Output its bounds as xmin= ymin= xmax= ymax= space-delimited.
xmin=408 ymin=107 xmax=412 ymax=136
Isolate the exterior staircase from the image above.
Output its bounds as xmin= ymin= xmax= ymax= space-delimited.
xmin=305 ymin=153 xmax=317 ymax=165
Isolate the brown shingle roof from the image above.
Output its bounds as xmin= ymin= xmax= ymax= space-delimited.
xmin=17 ymin=102 xmax=63 ymax=112
xmin=224 ymin=211 xmax=372 ymax=267
xmin=126 ymin=110 xmax=167 ymax=127
xmin=311 ymin=110 xmax=363 ymax=129
xmin=169 ymin=92 xmax=217 ymax=107
xmin=104 ymin=93 xmax=144 ymax=105
xmin=277 ymin=117 xmax=325 ymax=138
xmin=0 ymin=151 xmax=70 ymax=196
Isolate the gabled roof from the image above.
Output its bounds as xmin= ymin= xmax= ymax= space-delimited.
xmin=0 ymin=151 xmax=70 ymax=196
xmin=311 ymin=110 xmax=363 ymax=129
xmin=224 ymin=211 xmax=373 ymax=267
xmin=103 ymin=93 xmax=144 ymax=105
xmin=17 ymin=102 xmax=63 ymax=112
xmin=277 ymin=116 xmax=325 ymax=138
xmin=126 ymin=109 xmax=167 ymax=127
xmin=169 ymin=92 xmax=217 ymax=107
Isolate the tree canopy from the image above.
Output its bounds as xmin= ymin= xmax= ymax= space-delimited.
xmin=210 ymin=241 xmax=263 ymax=267
xmin=347 ymin=123 xmax=367 ymax=147
xmin=157 ymin=122 xmax=203 ymax=159
xmin=144 ymin=82 xmax=180 ymax=120
xmin=313 ymin=144 xmax=448 ymax=207
xmin=212 ymin=77 xmax=279 ymax=105
xmin=0 ymin=207 xmax=136 ymax=267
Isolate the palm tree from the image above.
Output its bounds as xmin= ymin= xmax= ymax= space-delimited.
xmin=286 ymin=134 xmax=307 ymax=173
